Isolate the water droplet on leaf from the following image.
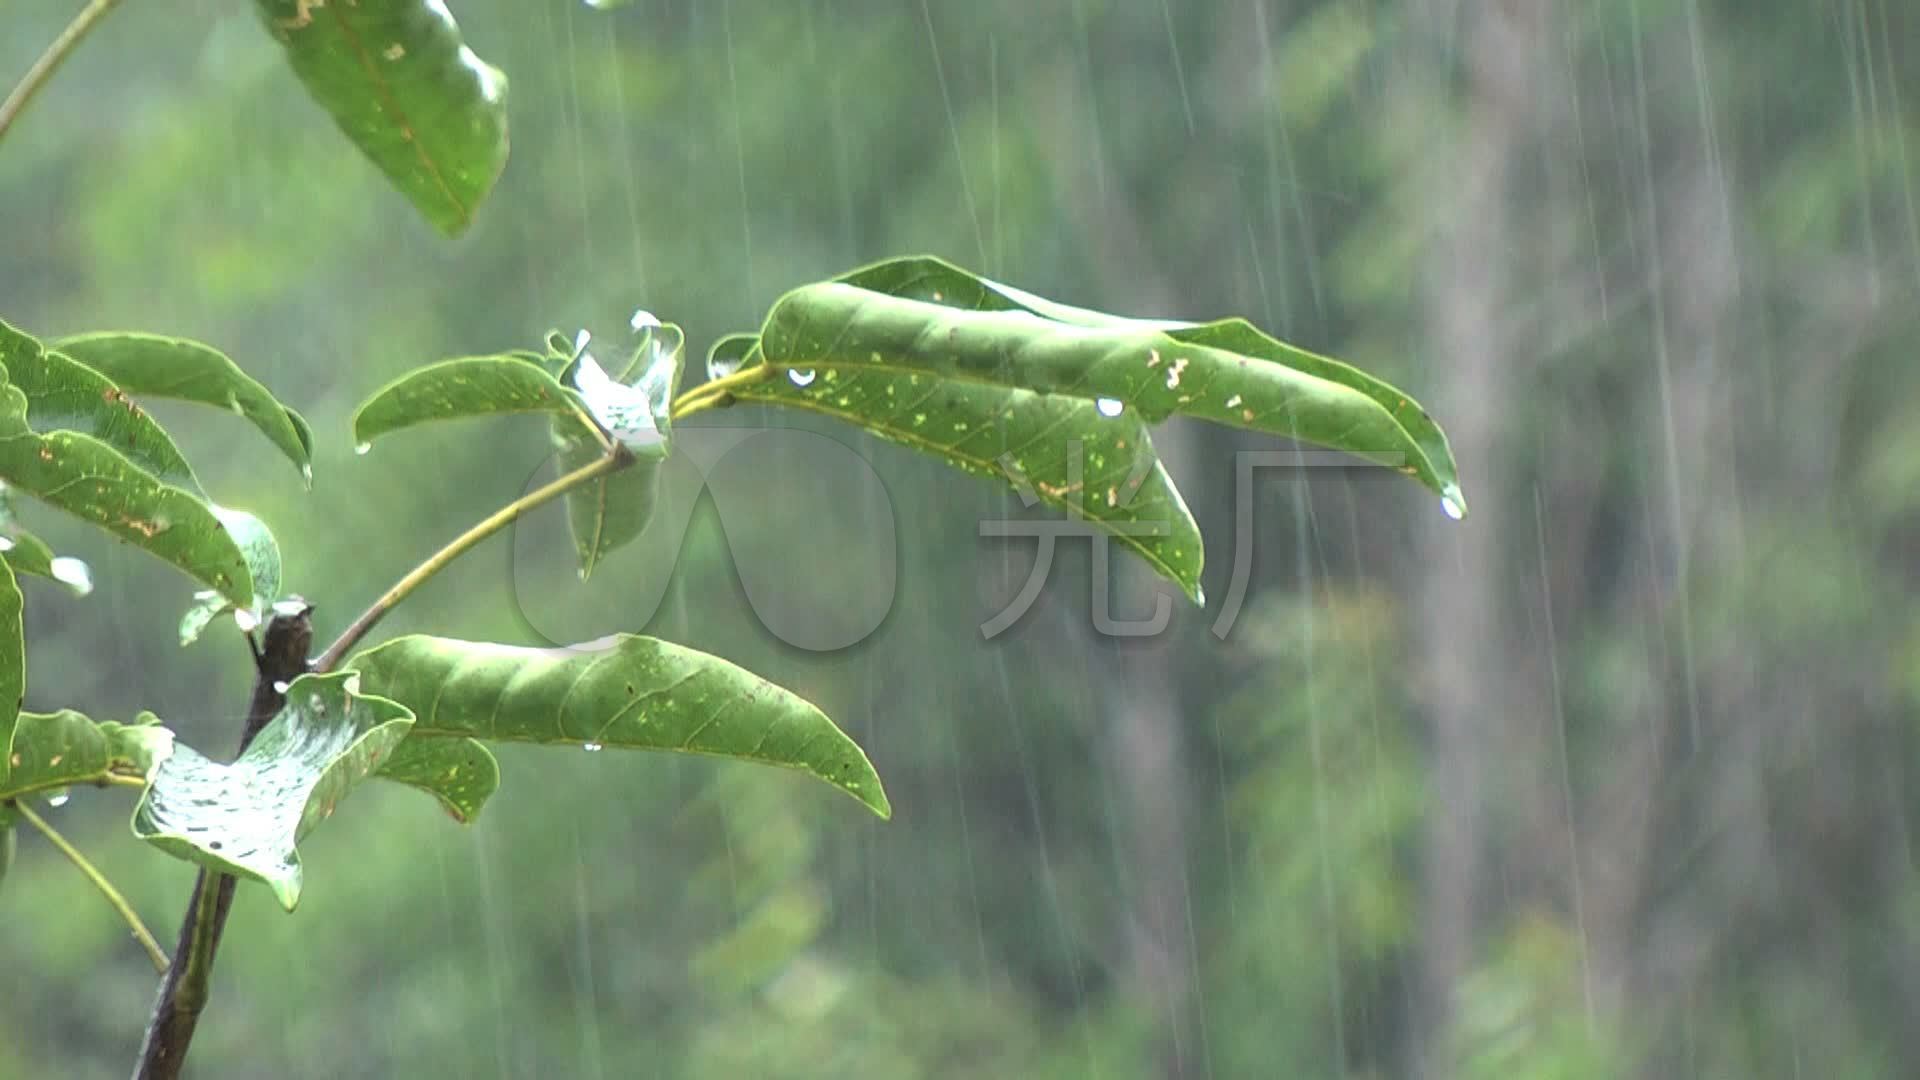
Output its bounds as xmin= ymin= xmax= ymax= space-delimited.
xmin=1440 ymin=488 xmax=1466 ymax=521
xmin=788 ymin=369 xmax=817 ymax=387
xmin=354 ymin=442 xmax=372 ymax=456
xmin=272 ymin=680 xmax=291 ymax=694
xmin=0 ymin=536 xmax=14 ymax=553
xmin=46 ymin=790 xmax=69 ymax=809
xmin=1095 ymin=397 xmax=1124 ymax=418
xmin=48 ymin=557 xmax=92 ymax=596
xmin=583 ymin=742 xmax=603 ymax=752
xmin=233 ymin=608 xmax=261 ymax=632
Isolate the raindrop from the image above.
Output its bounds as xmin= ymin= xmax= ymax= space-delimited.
xmin=272 ymin=680 xmax=291 ymax=694
xmin=46 ymin=790 xmax=69 ymax=808
xmin=354 ymin=442 xmax=372 ymax=456
xmin=788 ymin=369 xmax=817 ymax=387
xmin=1095 ymin=397 xmax=1124 ymax=418
xmin=49 ymin=557 xmax=92 ymax=596
xmin=233 ymin=608 xmax=261 ymax=632
xmin=301 ymin=464 xmax=313 ymax=484
xmin=582 ymin=742 xmax=603 ymax=753
xmin=1440 ymin=488 xmax=1466 ymax=521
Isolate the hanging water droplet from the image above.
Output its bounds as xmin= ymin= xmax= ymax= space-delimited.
xmin=233 ymin=607 xmax=261 ymax=632
xmin=788 ymin=369 xmax=817 ymax=387
xmin=46 ymin=790 xmax=70 ymax=809
xmin=1095 ymin=397 xmax=1124 ymax=418
xmin=272 ymin=680 xmax=291 ymax=694
xmin=1440 ymin=487 xmax=1466 ymax=521
xmin=354 ymin=442 xmax=372 ymax=456
xmin=49 ymin=557 xmax=92 ymax=596
xmin=301 ymin=463 xmax=314 ymax=484
xmin=582 ymin=742 xmax=603 ymax=752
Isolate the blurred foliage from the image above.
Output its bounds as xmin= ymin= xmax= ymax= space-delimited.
xmin=2 ymin=0 xmax=1918 ymax=1077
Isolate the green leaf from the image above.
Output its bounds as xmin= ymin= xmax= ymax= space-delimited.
xmin=351 ymin=355 xmax=585 ymax=449
xmin=1 ymin=336 xmax=200 ymax=494
xmin=552 ymin=323 xmax=685 ymax=577
xmin=346 ymin=634 xmax=890 ymax=819
xmin=841 ymin=257 xmax=1460 ymax=510
xmin=255 ymin=0 xmax=510 ymax=236
xmin=0 ymin=558 xmax=19 ymax=790
xmin=706 ymin=336 xmax=1205 ymax=603
xmin=52 ymin=332 xmax=314 ymax=484
xmin=375 ymin=736 xmax=499 ymax=823
xmin=0 ymin=710 xmax=175 ymax=803
xmin=132 ymin=672 xmax=413 ymax=910
xmin=0 ymin=333 xmax=253 ymax=607
xmin=758 ymin=257 xmax=1463 ymax=513
xmin=0 ymin=486 xmax=90 ymax=595
xmin=178 ymin=507 xmax=283 ymax=645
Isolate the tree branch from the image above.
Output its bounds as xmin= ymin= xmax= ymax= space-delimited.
xmin=0 ymin=0 xmax=127 ymax=147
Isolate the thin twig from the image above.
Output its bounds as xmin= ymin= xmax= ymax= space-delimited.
xmin=0 ymin=0 xmax=127 ymax=146
xmin=15 ymin=799 xmax=167 ymax=973
xmin=313 ymin=448 xmax=631 ymax=672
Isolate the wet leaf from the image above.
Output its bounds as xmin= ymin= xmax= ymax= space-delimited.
xmin=375 ymin=736 xmax=499 ymax=823
xmin=0 ymin=710 xmax=175 ymax=803
xmin=0 ymin=558 xmax=19 ymax=791
xmin=0 ymin=486 xmax=89 ymax=596
xmin=553 ymin=324 xmax=684 ymax=577
xmin=132 ymin=672 xmax=413 ymax=911
xmin=352 ymin=355 xmax=584 ymax=448
xmin=52 ymin=332 xmax=313 ymax=484
xmin=0 ymin=332 xmax=253 ymax=607
xmin=177 ymin=507 xmax=282 ymax=645
xmin=346 ymin=634 xmax=890 ymax=819
xmin=758 ymin=257 xmax=1463 ymax=513
xmin=255 ymin=0 xmax=510 ymax=236
xmin=706 ymin=335 xmax=1205 ymax=603
xmin=1 ymin=334 xmax=200 ymax=493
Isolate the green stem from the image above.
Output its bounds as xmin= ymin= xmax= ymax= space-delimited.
xmin=15 ymin=799 xmax=167 ymax=973
xmin=0 ymin=0 xmax=127 ymax=146
xmin=669 ymin=365 xmax=773 ymax=420
xmin=313 ymin=447 xmax=632 ymax=672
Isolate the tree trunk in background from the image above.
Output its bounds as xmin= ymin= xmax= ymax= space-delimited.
xmin=1407 ymin=1 xmax=1546 ymax=1071
xmin=1037 ymin=69 xmax=1205 ymax=1080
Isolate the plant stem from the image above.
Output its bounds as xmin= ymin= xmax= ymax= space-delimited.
xmin=0 ymin=0 xmax=126 ymax=146
xmin=313 ymin=448 xmax=631 ymax=672
xmin=15 ymin=799 xmax=167 ymax=973
xmin=669 ymin=366 xmax=774 ymax=421
xmin=135 ymin=608 xmax=314 ymax=1080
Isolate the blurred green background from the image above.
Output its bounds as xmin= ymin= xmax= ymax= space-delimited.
xmin=3 ymin=1 xmax=1918 ymax=1076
